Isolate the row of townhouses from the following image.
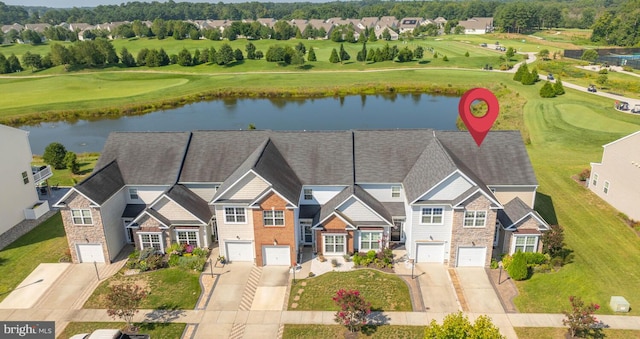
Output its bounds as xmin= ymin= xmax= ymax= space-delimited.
xmin=2 ymin=16 xmax=494 ymax=42
xmin=54 ymin=129 xmax=549 ymax=268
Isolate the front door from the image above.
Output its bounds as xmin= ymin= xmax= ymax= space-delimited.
xmin=391 ymin=217 xmax=405 ymax=243
xmin=123 ymin=218 xmax=134 ymax=243
xmin=300 ymin=219 xmax=313 ymax=244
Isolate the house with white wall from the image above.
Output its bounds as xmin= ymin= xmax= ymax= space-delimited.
xmin=55 ymin=129 xmax=548 ymax=267
xmin=589 ymin=131 xmax=640 ymax=221
xmin=0 ymin=124 xmax=51 ymax=243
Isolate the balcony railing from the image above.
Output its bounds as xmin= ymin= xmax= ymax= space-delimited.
xmin=32 ymin=165 xmax=53 ymax=185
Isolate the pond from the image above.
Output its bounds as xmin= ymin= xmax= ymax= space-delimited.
xmin=21 ymin=93 xmax=460 ymax=154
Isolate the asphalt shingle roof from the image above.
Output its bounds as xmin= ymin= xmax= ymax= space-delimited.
xmin=75 ymin=160 xmax=124 ymax=204
xmin=497 ymin=196 xmax=547 ymax=229
xmin=95 ymin=132 xmax=191 ymax=185
xmin=166 ymin=184 xmax=212 ymax=223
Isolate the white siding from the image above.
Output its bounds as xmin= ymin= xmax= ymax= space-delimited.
xmin=421 ymin=172 xmax=473 ymax=201
xmin=153 ymin=197 xmax=198 ymax=221
xmin=408 ymin=205 xmax=453 ymax=261
xmin=100 ymin=187 xmax=127 ymax=261
xmin=220 ymin=173 xmax=269 ymax=200
xmin=0 ymin=125 xmax=39 ymax=236
xmin=358 ymin=184 xmax=404 ymax=202
xmin=183 ymin=183 xmax=220 ymax=202
xmin=216 ymin=206 xmax=255 ymax=259
xmin=125 ymin=186 xmax=166 ymax=204
xmin=338 ymin=197 xmax=384 ymax=222
xmin=299 ymin=186 xmax=346 ymax=205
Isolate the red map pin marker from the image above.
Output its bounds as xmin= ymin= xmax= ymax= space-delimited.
xmin=458 ymin=88 xmax=499 ymax=147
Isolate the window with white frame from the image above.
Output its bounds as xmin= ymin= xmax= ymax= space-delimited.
xmin=140 ymin=233 xmax=163 ymax=251
xmin=421 ymin=207 xmax=443 ymax=224
xmin=263 ymin=210 xmax=285 ymax=226
xmin=176 ymin=230 xmax=199 ymax=246
xmin=129 ymin=188 xmax=139 ymax=200
xmin=71 ymin=209 xmax=93 ymax=225
xmin=603 ymin=181 xmax=609 ymax=194
xmin=224 ymin=207 xmax=246 ymax=223
xmin=360 ymin=231 xmax=382 ymax=251
xmin=591 ymin=173 xmax=598 ymax=187
xmin=463 ymin=210 xmax=487 ymax=227
xmin=303 ymin=188 xmax=313 ymax=200
xmin=513 ymin=235 xmax=538 ymax=253
xmin=324 ymin=234 xmax=345 ymax=254
xmin=391 ymin=186 xmax=401 ymax=198
xmin=22 ymin=171 xmax=29 ymax=184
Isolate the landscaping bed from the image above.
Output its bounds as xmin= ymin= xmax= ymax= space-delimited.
xmin=283 ymin=324 xmax=424 ymax=339
xmin=288 ymin=269 xmax=411 ymax=312
xmin=59 ymin=322 xmax=186 ymax=339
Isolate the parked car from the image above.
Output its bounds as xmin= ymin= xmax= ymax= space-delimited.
xmin=587 ymin=84 xmax=597 ymax=92
xmin=70 ymin=329 xmax=150 ymax=339
xmin=480 ymin=43 xmax=487 ymax=47
xmin=631 ymin=104 xmax=640 ymax=114
xmin=547 ymin=73 xmax=554 ymax=80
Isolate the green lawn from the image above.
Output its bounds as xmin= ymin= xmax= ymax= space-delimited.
xmin=59 ymin=322 xmax=186 ymax=339
xmin=289 ymin=269 xmax=411 ymax=312
xmin=0 ymin=212 xmax=68 ymax=303
xmin=515 ymin=327 xmax=640 ymax=339
xmin=283 ymin=324 xmax=424 ymax=339
xmin=32 ymin=153 xmax=99 ymax=185
xmin=83 ymin=267 xmax=201 ymax=310
xmin=513 ymin=78 xmax=640 ymax=314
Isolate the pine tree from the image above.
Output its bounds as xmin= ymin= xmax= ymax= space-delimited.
xmin=540 ymin=81 xmax=556 ymax=98
xmin=339 ymin=43 xmax=350 ymax=63
xmin=329 ymin=48 xmax=340 ymax=63
xmin=357 ymin=42 xmax=367 ymax=62
xmin=307 ymin=47 xmax=317 ymax=62
xmin=521 ymin=71 xmax=535 ymax=85
xmin=554 ymin=78 xmax=565 ymax=95
xmin=531 ymin=68 xmax=539 ymax=82
xmin=513 ymin=63 xmax=528 ymax=82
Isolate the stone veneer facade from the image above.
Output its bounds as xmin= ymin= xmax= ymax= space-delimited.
xmin=252 ymin=193 xmax=296 ymax=266
xmin=449 ymin=193 xmax=497 ymax=267
xmin=502 ymin=216 xmax=543 ymax=255
xmin=316 ymin=215 xmax=355 ymax=255
xmin=133 ymin=214 xmax=170 ymax=252
xmin=60 ymin=191 xmax=109 ymax=264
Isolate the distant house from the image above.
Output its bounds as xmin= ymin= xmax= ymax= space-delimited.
xmin=589 ymin=131 xmax=640 ymax=221
xmin=399 ymin=17 xmax=424 ymax=33
xmin=457 ymin=17 xmax=494 ymax=34
xmin=1 ymin=23 xmax=24 ymax=33
xmin=433 ymin=17 xmax=448 ymax=28
xmin=24 ymin=23 xmax=50 ymax=33
xmin=55 ymin=129 xmax=547 ymax=267
xmin=375 ymin=25 xmax=399 ymax=41
xmin=359 ymin=17 xmax=379 ymax=29
xmin=256 ymin=18 xmax=276 ymax=28
xmin=0 ymin=125 xmax=51 ymax=247
xmin=378 ymin=16 xmax=399 ymax=29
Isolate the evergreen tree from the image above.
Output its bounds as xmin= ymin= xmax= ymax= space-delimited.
xmin=397 ymin=47 xmax=413 ymax=62
xmin=234 ymin=48 xmax=244 ymax=61
xmin=7 ymin=53 xmax=22 ymax=72
xmin=158 ymin=48 xmax=170 ymax=66
xmin=540 ymin=81 xmax=556 ymax=98
xmin=43 ymin=142 xmax=67 ymax=169
xmin=339 ymin=43 xmax=350 ymax=63
xmin=367 ymin=29 xmax=377 ymax=42
xmin=329 ymin=48 xmax=340 ymax=63
xmin=531 ymin=68 xmax=539 ymax=82
xmin=177 ymin=48 xmax=193 ymax=66
xmin=120 ymin=47 xmax=136 ymax=67
xmin=513 ymin=63 xmax=528 ymax=82
xmin=414 ymin=46 xmax=424 ymax=59
xmin=246 ymin=42 xmax=256 ymax=59
xmin=554 ymin=78 xmax=565 ymax=95
xmin=193 ymin=49 xmax=201 ymax=65
xmin=307 ymin=47 xmax=316 ymax=62
xmin=216 ymin=43 xmax=234 ymax=65
xmin=356 ymin=42 xmax=367 ymax=62
xmin=521 ymin=71 xmax=535 ymax=85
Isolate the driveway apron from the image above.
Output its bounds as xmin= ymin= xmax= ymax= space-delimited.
xmin=415 ymin=263 xmax=459 ymax=313
xmin=0 ymin=263 xmax=71 ymax=309
xmin=455 ymin=268 xmax=504 ymax=313
xmin=251 ymin=266 xmax=289 ymax=311
xmin=206 ymin=262 xmax=253 ymax=311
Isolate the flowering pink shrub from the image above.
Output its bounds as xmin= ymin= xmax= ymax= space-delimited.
xmin=332 ymin=289 xmax=371 ymax=333
xmin=562 ymin=295 xmax=601 ymax=338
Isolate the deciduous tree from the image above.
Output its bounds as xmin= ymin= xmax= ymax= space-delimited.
xmin=43 ymin=142 xmax=67 ymax=169
xmin=106 ymin=283 xmax=148 ymax=332
xmin=333 ymin=289 xmax=371 ymax=333
xmin=424 ymin=312 xmax=504 ymax=338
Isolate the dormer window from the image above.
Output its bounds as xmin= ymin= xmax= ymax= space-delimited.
xmin=129 ymin=188 xmax=139 ymax=200
xmin=303 ymin=188 xmax=313 ymax=200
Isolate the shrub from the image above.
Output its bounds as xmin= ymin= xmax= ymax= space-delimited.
xmin=424 ymin=312 xmax=504 ymax=338
xmin=168 ymin=254 xmax=180 ymax=267
xmin=522 ymin=252 xmax=548 ymax=267
xmin=539 ymin=81 xmax=556 ymax=98
xmin=622 ymin=65 xmax=633 ymax=72
xmin=578 ymin=168 xmax=590 ymax=181
xmin=192 ymin=247 xmax=209 ymax=258
xmin=138 ymin=247 xmax=156 ymax=260
xmin=464 ymin=51 xmax=469 ymax=57
xmin=145 ymin=254 xmax=165 ymax=271
xmin=178 ymin=256 xmax=206 ymax=271
xmin=43 ymin=142 xmax=67 ymax=169
xmin=507 ymin=251 xmax=528 ymax=280
xmin=64 ymin=151 xmax=80 ymax=174
xmin=542 ymin=224 xmax=565 ymax=257
xmin=128 ymin=250 xmax=140 ymax=260
xmin=598 ymin=68 xmax=608 ymax=74
xmin=490 ymin=259 xmax=499 ymax=269
xmin=442 ymin=55 xmax=449 ymax=61
xmin=501 ymin=254 xmax=513 ymax=270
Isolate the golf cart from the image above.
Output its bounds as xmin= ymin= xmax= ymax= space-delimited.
xmin=631 ymin=104 xmax=640 ymax=114
xmin=547 ymin=73 xmax=554 ymax=80
xmin=587 ymin=84 xmax=597 ymax=93
xmin=615 ymin=101 xmax=630 ymax=111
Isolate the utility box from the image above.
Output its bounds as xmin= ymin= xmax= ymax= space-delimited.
xmin=610 ymin=296 xmax=630 ymax=313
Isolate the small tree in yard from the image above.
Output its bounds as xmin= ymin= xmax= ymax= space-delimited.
xmin=107 ymin=282 xmax=148 ymax=332
xmin=554 ymin=78 xmax=565 ymax=95
xmin=424 ymin=312 xmax=504 ymax=338
xmin=542 ymin=224 xmax=565 ymax=257
xmin=333 ymin=289 xmax=371 ymax=334
xmin=563 ymin=296 xmax=601 ymax=338
xmin=506 ymin=251 xmax=528 ymax=280
xmin=43 ymin=142 xmax=67 ymax=169
xmin=64 ymin=151 xmax=80 ymax=174
xmin=540 ymin=81 xmax=556 ymax=98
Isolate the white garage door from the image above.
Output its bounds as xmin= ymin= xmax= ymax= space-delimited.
xmin=226 ymin=241 xmax=253 ymax=262
xmin=416 ymin=243 xmax=445 ymax=263
xmin=457 ymin=247 xmax=487 ymax=267
xmin=262 ymin=246 xmax=291 ymax=266
xmin=77 ymin=244 xmax=105 ymax=263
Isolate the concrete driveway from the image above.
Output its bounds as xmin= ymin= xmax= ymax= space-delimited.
xmin=0 ymin=263 xmax=71 ymax=309
xmin=455 ymin=268 xmax=504 ymax=313
xmin=251 ymin=266 xmax=289 ymax=311
xmin=206 ymin=262 xmax=253 ymax=311
xmin=415 ymin=263 xmax=460 ymax=313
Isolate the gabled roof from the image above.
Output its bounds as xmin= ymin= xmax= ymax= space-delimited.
xmin=352 ymin=185 xmax=393 ymax=224
xmin=252 ymin=140 xmax=302 ymax=206
xmin=497 ymin=197 xmax=549 ymax=230
xmin=602 ymin=130 xmax=640 ymax=148
xmin=166 ymin=184 xmax=212 ymax=223
xmin=211 ymin=138 xmax=269 ymax=202
xmin=316 ymin=185 xmax=393 ymax=227
xmin=75 ymin=160 xmax=124 ymax=205
xmin=404 ymin=136 xmax=458 ymax=203
xmin=96 ymin=132 xmax=191 ymax=185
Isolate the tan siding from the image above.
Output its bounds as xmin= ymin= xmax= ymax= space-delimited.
xmin=338 ymin=198 xmax=382 ymax=222
xmin=491 ymin=187 xmax=536 ymax=208
xmin=154 ymin=197 xmax=198 ymax=221
xmin=220 ymin=173 xmax=269 ymax=200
